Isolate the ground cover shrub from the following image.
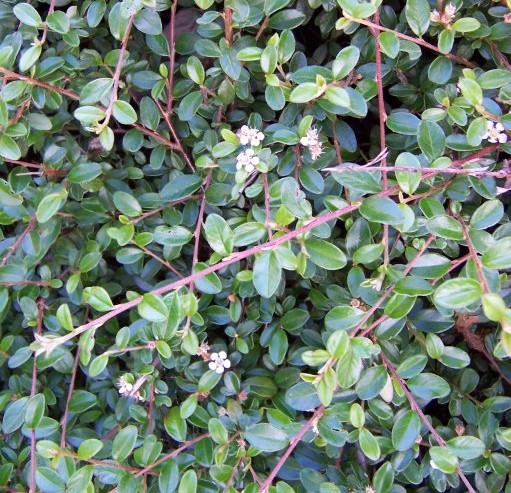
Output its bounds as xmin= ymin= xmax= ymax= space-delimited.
xmin=1 ymin=0 xmax=511 ymax=491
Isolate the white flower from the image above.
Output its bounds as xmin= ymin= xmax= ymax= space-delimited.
xmin=482 ymin=121 xmax=508 ymax=144
xmin=117 ymin=374 xmax=146 ymax=402
xmin=208 ymin=351 xmax=231 ymax=374
xmin=236 ymin=149 xmax=259 ymax=173
xmin=236 ymin=126 xmax=264 ymax=147
xmin=300 ymin=127 xmax=323 ymax=161
xmin=117 ymin=375 xmax=133 ymax=395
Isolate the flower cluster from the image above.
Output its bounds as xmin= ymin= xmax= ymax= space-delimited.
xmin=483 ymin=121 xmax=508 ymax=144
xmin=117 ymin=374 xmax=145 ymax=401
xmin=235 ymin=125 xmax=264 ymax=175
xmin=236 ymin=125 xmax=264 ymax=146
xmin=430 ymin=3 xmax=456 ymax=24
xmin=236 ymin=148 xmax=259 ymax=173
xmin=300 ymin=127 xmax=324 ymax=161
xmin=208 ymin=351 xmax=231 ymax=374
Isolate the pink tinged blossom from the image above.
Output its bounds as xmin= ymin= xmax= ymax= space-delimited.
xmin=300 ymin=127 xmax=323 ymax=161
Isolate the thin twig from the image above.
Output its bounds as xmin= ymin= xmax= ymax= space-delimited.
xmin=323 ymin=164 xmax=509 ymax=178
xmin=0 ymin=216 xmax=37 ymax=267
xmin=255 ymin=16 xmax=269 ymax=42
xmin=155 ymin=99 xmax=196 ymax=172
xmin=257 ymin=407 xmax=324 ymax=492
xmin=166 ymin=0 xmax=177 ymax=113
xmin=381 ymin=353 xmax=477 ymax=493
xmin=130 ymin=195 xmax=199 ymax=224
xmin=263 ymin=173 xmax=273 ymax=240
xmin=0 ymin=280 xmax=51 ymax=287
xmin=0 ymin=67 xmax=80 ymax=101
xmin=346 ymin=16 xmax=477 ymax=68
xmin=135 ymin=242 xmax=183 ymax=278
xmin=224 ymin=7 xmax=233 ymax=46
xmin=99 ymin=12 xmax=136 ymax=131
xmin=30 ymin=300 xmax=45 ymax=493
xmin=39 ymin=0 xmax=57 ymax=45
xmin=0 ymin=67 xmax=179 ymax=150
xmin=34 ymin=146 xmax=502 ymax=348
xmin=371 ymin=9 xmax=389 ymax=265
xmin=134 ymin=433 xmax=209 ymax=478
xmin=1 ymin=159 xmax=45 ymax=170
xmin=60 ymin=347 xmax=80 ymax=448
xmin=350 ymin=235 xmax=436 ymax=338
xmin=457 ymin=215 xmax=490 ymax=294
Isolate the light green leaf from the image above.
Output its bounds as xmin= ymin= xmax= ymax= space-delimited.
xmin=113 ymin=191 xmax=142 ymax=217
xmin=392 ymin=410 xmax=421 ymax=451
xmin=138 ymin=293 xmax=168 ymax=322
xmin=433 ymin=278 xmax=482 ymax=309
xmin=113 ymin=100 xmax=137 ymax=124
xmin=253 ymin=251 xmax=281 ymax=298
xmin=203 ymin=214 xmax=233 ymax=256
xmin=417 ymin=120 xmax=445 ymax=162
xmin=360 ymin=196 xmax=405 ymax=225
xmin=304 ymin=239 xmax=347 ymax=270
xmin=0 ymin=135 xmax=21 ymax=160
xmin=13 ymin=3 xmax=42 ymax=27
xmin=36 ymin=191 xmax=67 ymax=223
xmin=245 ymin=423 xmax=289 ymax=452
xmin=405 ymin=0 xmax=430 ymax=36
xmin=289 ymin=83 xmax=323 ymax=103
xmin=112 ymin=425 xmax=138 ymax=462
xmin=83 ymin=286 xmax=114 ymax=312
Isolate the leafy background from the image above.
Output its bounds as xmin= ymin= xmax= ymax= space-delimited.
xmin=0 ymin=0 xmax=511 ymax=492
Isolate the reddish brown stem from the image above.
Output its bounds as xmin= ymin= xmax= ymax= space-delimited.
xmin=0 ymin=67 xmax=79 ymax=101
xmin=135 ymin=243 xmax=183 ymax=278
xmin=348 ymin=17 xmax=477 ymax=68
xmin=130 ymin=195 xmax=199 ymax=224
xmin=224 ymin=7 xmax=233 ymax=46
xmin=192 ymin=170 xmax=213 ymax=267
xmin=40 ymin=145 xmax=503 ymax=347
xmin=147 ymin=381 xmax=155 ymax=434
xmin=39 ymin=0 xmax=57 ymax=45
xmin=30 ymin=300 xmax=45 ymax=493
xmin=325 ymin=165 xmax=509 ymax=178
xmin=371 ymin=10 xmax=389 ymax=265
xmin=487 ymin=40 xmax=511 ymax=71
xmin=294 ymin=144 xmax=301 ymax=182
xmin=457 ymin=215 xmax=490 ymax=294
xmin=381 ymin=353 xmax=477 ymax=493
xmin=166 ymin=0 xmax=178 ymax=112
xmin=134 ymin=433 xmax=209 ymax=478
xmin=155 ymin=99 xmax=196 ymax=172
xmin=258 ymin=407 xmax=324 ymax=492
xmin=0 ymin=280 xmax=51 ymax=287
xmin=0 ymin=68 xmax=179 ymax=150
xmin=332 ymin=121 xmax=343 ymax=166
xmin=351 ymin=235 xmax=436 ymax=337
xmin=1 ymin=159 xmax=45 ymax=170
xmin=60 ymin=348 xmax=80 ymax=448
xmin=263 ymin=173 xmax=273 ymax=240
xmin=1 ymin=216 xmax=37 ymax=267
xmin=255 ymin=16 xmax=269 ymax=42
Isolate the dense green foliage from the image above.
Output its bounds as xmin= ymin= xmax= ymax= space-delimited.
xmin=1 ymin=0 xmax=511 ymax=491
